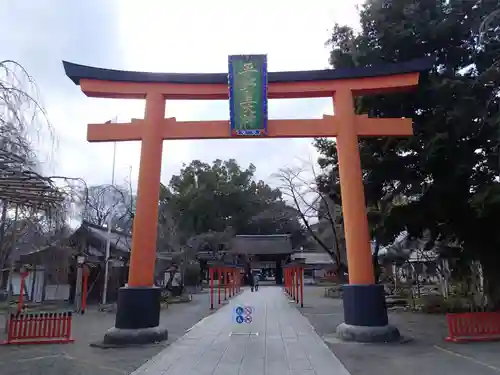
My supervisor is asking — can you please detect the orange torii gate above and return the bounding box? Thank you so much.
[63,56,432,345]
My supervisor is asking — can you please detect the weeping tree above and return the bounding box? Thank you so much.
[0,60,76,295]
[0,60,56,169]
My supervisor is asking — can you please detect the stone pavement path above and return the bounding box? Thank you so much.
[132,287,351,375]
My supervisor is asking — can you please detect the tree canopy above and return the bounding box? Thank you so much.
[315,0,500,303]
[163,159,304,248]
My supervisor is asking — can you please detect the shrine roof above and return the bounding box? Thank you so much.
[229,234,293,255]
[62,57,434,86]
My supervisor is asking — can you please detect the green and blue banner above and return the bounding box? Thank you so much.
[228,55,268,136]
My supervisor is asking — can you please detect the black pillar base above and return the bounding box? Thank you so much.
[336,284,400,343]
[102,287,168,346]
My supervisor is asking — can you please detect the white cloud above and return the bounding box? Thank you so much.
[2,0,362,192]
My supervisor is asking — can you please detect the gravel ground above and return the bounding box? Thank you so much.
[295,285,500,375]
[0,291,221,375]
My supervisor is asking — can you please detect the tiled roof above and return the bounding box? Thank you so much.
[86,224,131,254]
[229,235,293,255]
[63,57,435,86]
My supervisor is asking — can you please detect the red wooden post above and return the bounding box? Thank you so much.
[284,268,287,294]
[43,313,49,338]
[286,269,290,295]
[233,269,236,296]
[27,314,33,338]
[65,312,72,339]
[237,268,241,293]
[286,268,289,295]
[224,268,228,301]
[300,266,304,308]
[229,269,233,298]
[18,271,28,313]
[288,269,291,295]
[286,268,292,297]
[209,266,214,310]
[50,313,56,338]
[283,268,286,293]
[56,313,62,338]
[7,314,15,342]
[217,267,221,305]
[240,268,243,292]
[33,313,39,338]
[21,313,29,338]
[233,268,237,295]
[295,266,300,304]
[236,268,239,293]
[233,269,236,295]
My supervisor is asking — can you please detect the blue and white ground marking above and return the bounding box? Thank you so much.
[234,305,253,324]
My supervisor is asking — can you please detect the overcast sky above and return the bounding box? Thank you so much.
[2,0,362,192]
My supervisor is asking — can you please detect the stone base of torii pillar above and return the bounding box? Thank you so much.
[99,287,168,347]
[336,284,400,343]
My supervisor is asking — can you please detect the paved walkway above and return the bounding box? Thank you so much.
[131,287,350,375]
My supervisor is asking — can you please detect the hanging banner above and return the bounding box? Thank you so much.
[228,55,268,136]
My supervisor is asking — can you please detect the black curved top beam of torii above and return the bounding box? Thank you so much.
[62,56,435,86]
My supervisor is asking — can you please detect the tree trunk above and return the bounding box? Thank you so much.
[480,257,500,311]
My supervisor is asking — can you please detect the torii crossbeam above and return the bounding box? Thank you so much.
[63,56,433,345]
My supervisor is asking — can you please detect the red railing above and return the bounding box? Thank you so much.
[2,311,75,345]
[209,264,242,310]
[283,263,304,308]
[445,312,500,343]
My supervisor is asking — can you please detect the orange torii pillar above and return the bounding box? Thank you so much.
[63,55,432,344]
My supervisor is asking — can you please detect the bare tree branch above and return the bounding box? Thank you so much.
[272,166,342,269]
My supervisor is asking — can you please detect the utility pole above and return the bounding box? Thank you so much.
[102,117,118,305]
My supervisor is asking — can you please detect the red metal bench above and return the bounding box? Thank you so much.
[1,311,74,345]
[445,312,500,343]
